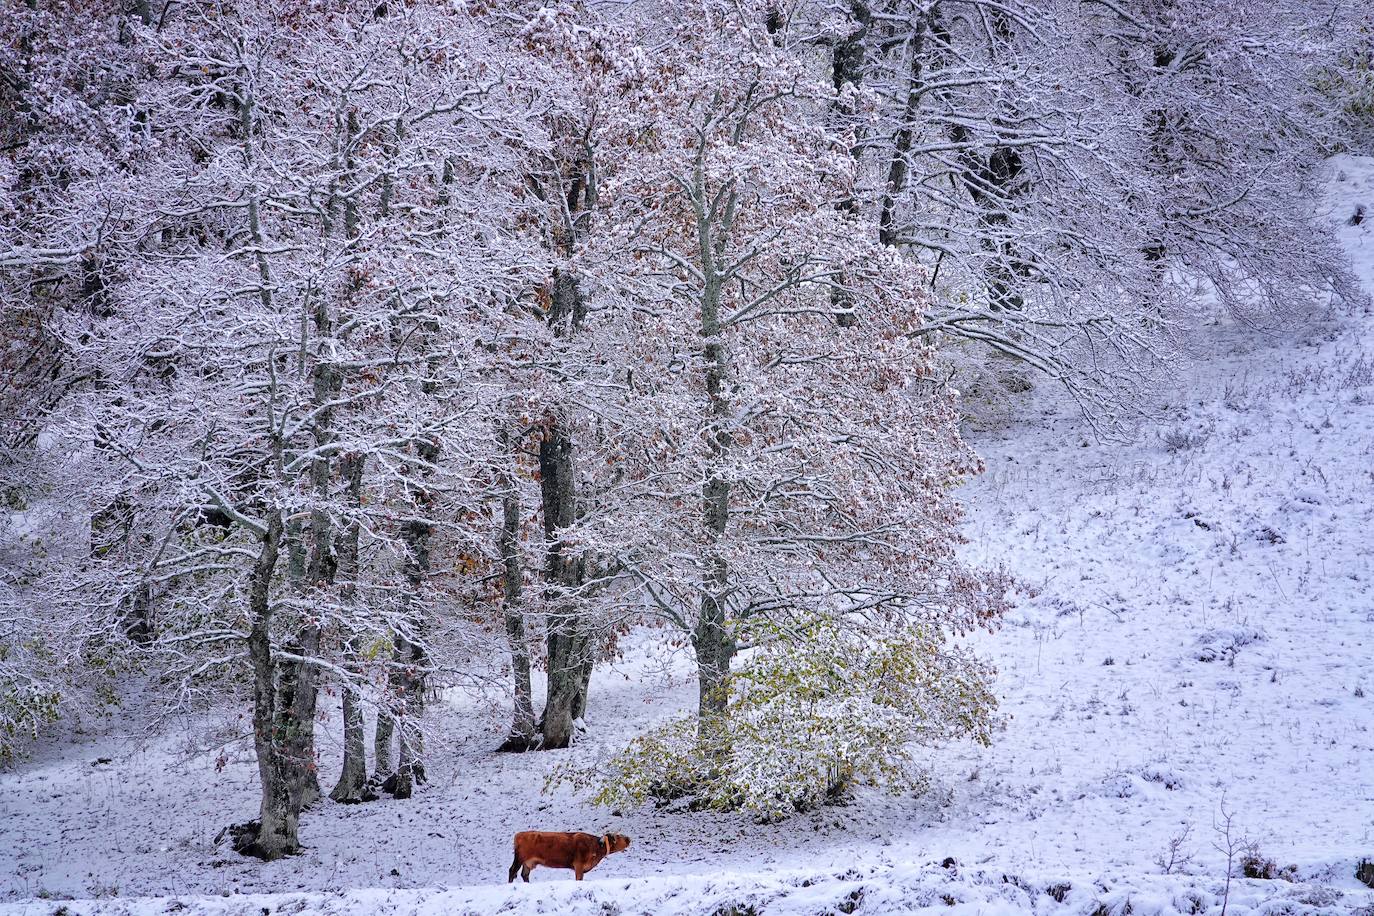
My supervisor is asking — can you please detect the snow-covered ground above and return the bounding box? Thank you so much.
[2,160,1372,915]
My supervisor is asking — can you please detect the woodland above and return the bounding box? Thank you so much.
[1,0,1370,885]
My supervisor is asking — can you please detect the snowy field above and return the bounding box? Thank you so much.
[1,160,1372,915]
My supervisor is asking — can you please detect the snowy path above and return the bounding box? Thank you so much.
[1,160,1372,914]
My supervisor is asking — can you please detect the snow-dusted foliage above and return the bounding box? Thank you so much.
[511,0,1008,814]
[807,0,1367,420]
[0,613,60,764]
[580,613,999,820]
[0,0,151,763]
[1321,17,1374,146]
[3,0,548,853]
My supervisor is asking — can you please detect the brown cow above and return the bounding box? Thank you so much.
[507,830,632,882]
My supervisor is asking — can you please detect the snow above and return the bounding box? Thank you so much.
[2,158,1374,914]
[0,863,1364,916]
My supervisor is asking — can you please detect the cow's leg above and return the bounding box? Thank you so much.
[508,853,521,883]
[575,866,584,881]
[521,864,532,883]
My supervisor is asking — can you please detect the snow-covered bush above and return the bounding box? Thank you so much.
[575,616,999,821]
[0,478,83,763]
[1195,626,1265,664]
[1319,22,1374,146]
[1240,844,1299,882]
[1161,425,1213,454]
[0,634,60,764]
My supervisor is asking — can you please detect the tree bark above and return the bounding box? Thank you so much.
[372,710,394,780]
[391,639,425,800]
[571,655,593,723]
[275,624,321,813]
[239,512,300,860]
[325,112,370,802]
[496,433,537,752]
[390,434,435,798]
[395,730,423,798]
[329,454,369,803]
[279,507,321,808]
[538,268,590,750]
[275,294,341,812]
[695,340,735,728]
[877,7,933,249]
[388,625,428,798]
[828,0,870,327]
[538,422,588,749]
[227,68,315,857]
[389,633,427,797]
[90,488,153,643]
[693,171,737,744]
[330,681,368,803]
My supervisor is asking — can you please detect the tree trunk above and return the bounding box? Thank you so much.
[391,631,426,799]
[829,1,870,326]
[542,610,590,749]
[289,281,344,810]
[571,656,593,723]
[694,194,736,746]
[394,726,422,798]
[877,8,933,249]
[274,544,321,813]
[276,628,321,813]
[538,421,587,749]
[538,268,590,750]
[330,681,368,803]
[373,710,394,780]
[91,492,154,643]
[328,114,370,802]
[390,434,435,797]
[329,454,369,803]
[496,435,537,752]
[695,583,733,725]
[278,516,321,810]
[228,73,311,857]
[238,512,300,861]
[929,13,1027,312]
[695,404,735,730]
[280,497,325,810]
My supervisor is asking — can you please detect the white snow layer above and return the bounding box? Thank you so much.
[0,862,1369,916]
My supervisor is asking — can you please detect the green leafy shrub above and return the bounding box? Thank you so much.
[0,637,62,763]
[564,615,998,821]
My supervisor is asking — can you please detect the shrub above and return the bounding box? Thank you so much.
[0,636,62,763]
[565,615,999,821]
[1161,426,1211,454]
[1317,26,1374,144]
[1240,844,1297,881]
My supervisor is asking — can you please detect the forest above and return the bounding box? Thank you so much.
[2,1,1372,914]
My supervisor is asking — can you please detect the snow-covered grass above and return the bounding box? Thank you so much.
[0,862,1367,916]
[2,159,1373,915]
